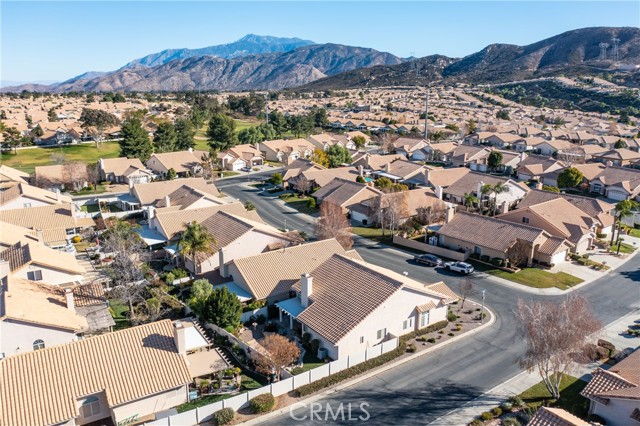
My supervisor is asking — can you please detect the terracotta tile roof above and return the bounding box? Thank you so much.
[133,178,219,206]
[100,157,146,176]
[154,202,261,240]
[231,239,363,300]
[313,178,381,208]
[155,184,226,209]
[438,212,547,252]
[299,167,361,187]
[426,167,471,188]
[146,150,203,173]
[0,221,39,247]
[443,172,519,198]
[0,241,85,275]
[0,203,93,236]
[282,159,326,181]
[527,407,589,426]
[517,189,614,219]
[0,320,192,426]
[0,165,30,184]
[416,301,437,313]
[0,182,71,207]
[581,349,640,402]
[538,236,573,256]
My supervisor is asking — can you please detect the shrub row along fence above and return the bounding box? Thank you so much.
[143,337,399,426]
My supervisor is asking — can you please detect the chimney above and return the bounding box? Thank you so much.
[445,206,456,223]
[435,185,443,200]
[128,179,134,190]
[358,165,364,177]
[70,202,77,217]
[384,163,390,173]
[188,147,193,153]
[36,228,43,243]
[147,206,156,220]
[476,181,485,198]
[500,201,509,215]
[64,288,75,312]
[423,169,430,186]
[218,248,229,278]
[164,195,170,207]
[519,151,526,162]
[605,160,613,167]
[55,188,61,203]
[535,181,543,190]
[173,320,187,356]
[300,273,313,308]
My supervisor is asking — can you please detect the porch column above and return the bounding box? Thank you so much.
[289,315,293,329]
[279,308,283,322]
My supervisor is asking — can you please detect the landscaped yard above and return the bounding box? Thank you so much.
[487,267,583,290]
[80,204,100,213]
[280,194,317,215]
[72,185,107,196]
[292,352,325,375]
[624,226,640,238]
[109,299,131,331]
[176,393,233,413]
[613,241,637,254]
[1,142,121,173]
[351,226,393,244]
[518,374,589,418]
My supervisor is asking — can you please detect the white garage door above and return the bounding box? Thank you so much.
[231,161,244,171]
[606,190,628,201]
[551,250,567,265]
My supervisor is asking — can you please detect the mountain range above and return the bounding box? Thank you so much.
[3,27,640,93]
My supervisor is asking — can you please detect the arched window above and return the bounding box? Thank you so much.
[33,339,45,350]
[81,395,101,418]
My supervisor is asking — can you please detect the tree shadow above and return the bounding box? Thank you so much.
[618,270,640,282]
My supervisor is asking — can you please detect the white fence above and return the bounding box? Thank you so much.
[240,306,269,323]
[142,336,399,426]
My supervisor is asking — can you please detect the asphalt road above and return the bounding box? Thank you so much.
[216,174,640,425]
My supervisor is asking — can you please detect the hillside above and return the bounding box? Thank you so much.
[297,27,640,91]
[123,34,316,68]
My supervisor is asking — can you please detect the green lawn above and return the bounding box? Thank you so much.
[72,185,106,196]
[614,241,637,254]
[519,374,590,419]
[624,227,640,238]
[280,194,318,215]
[80,204,100,213]
[109,299,131,331]
[292,352,325,375]
[488,268,583,290]
[1,142,121,174]
[176,393,232,413]
[240,374,262,392]
[351,226,393,244]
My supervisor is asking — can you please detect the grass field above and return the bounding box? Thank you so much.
[109,299,131,331]
[487,268,583,290]
[351,226,393,244]
[280,194,318,215]
[1,143,121,174]
[519,374,589,418]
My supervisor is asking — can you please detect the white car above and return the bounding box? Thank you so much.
[444,261,474,275]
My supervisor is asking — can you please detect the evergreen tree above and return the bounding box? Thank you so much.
[206,114,238,151]
[120,117,153,161]
[174,119,196,151]
[153,121,177,153]
[202,287,242,330]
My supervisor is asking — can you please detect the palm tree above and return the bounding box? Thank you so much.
[463,192,479,211]
[610,200,639,246]
[179,221,216,275]
[481,183,510,216]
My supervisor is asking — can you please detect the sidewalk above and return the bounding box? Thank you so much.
[427,309,640,425]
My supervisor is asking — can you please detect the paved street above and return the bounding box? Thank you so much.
[216,175,640,426]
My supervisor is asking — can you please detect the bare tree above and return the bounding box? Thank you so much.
[458,279,476,309]
[62,162,88,191]
[296,175,311,195]
[378,133,397,154]
[86,163,100,190]
[556,148,585,166]
[383,192,409,233]
[315,201,353,249]
[200,152,216,182]
[252,334,300,380]
[514,295,601,399]
[506,240,531,267]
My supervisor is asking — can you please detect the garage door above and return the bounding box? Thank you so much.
[606,190,628,201]
[232,161,244,171]
[551,250,567,265]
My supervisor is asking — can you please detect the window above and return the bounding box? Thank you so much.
[420,311,430,327]
[80,396,101,418]
[360,336,364,344]
[376,328,386,340]
[27,270,43,281]
[23,203,31,208]
[522,217,530,224]
[33,339,45,350]
[66,228,76,236]
[402,318,414,330]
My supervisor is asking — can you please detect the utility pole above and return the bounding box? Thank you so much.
[424,90,429,141]
[480,289,486,324]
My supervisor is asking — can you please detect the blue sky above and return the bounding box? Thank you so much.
[1,1,639,82]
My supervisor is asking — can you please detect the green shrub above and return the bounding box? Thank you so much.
[448,332,455,336]
[307,198,316,209]
[480,255,490,262]
[402,320,448,340]
[502,418,521,426]
[310,339,320,356]
[427,338,436,343]
[407,343,416,353]
[490,407,502,417]
[480,411,493,421]
[249,393,275,414]
[213,407,235,425]
[501,401,513,411]
[469,420,483,426]
[596,232,607,239]
[72,235,82,243]
[491,257,504,267]
[447,311,458,322]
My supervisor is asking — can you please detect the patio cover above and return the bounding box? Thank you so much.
[213,282,252,303]
[135,225,167,246]
[276,298,306,319]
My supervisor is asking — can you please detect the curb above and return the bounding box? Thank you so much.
[240,307,497,426]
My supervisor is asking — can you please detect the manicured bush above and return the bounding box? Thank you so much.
[72,235,82,243]
[406,343,416,353]
[491,257,504,267]
[249,393,275,414]
[307,198,316,209]
[310,339,320,356]
[448,332,455,337]
[502,418,521,426]
[501,401,513,411]
[447,311,458,322]
[469,420,483,426]
[480,411,493,421]
[491,407,502,417]
[427,338,436,343]
[401,320,448,341]
[596,233,607,239]
[213,407,235,425]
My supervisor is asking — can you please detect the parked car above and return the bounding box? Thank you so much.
[414,254,443,266]
[443,261,474,274]
[241,166,252,172]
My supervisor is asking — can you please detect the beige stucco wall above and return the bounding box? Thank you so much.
[0,196,53,211]
[76,392,109,425]
[592,398,640,426]
[439,234,507,260]
[0,319,77,356]
[12,264,83,286]
[110,386,189,426]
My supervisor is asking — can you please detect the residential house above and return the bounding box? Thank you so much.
[0,241,85,285]
[35,164,88,191]
[131,178,221,209]
[371,159,427,188]
[484,133,525,149]
[275,254,459,360]
[592,148,640,167]
[0,203,95,251]
[581,347,640,426]
[516,155,565,183]
[588,166,640,201]
[350,188,448,227]
[145,149,208,178]
[287,166,361,192]
[393,137,429,159]
[449,145,491,168]
[0,320,194,426]
[351,153,406,171]
[217,144,264,171]
[0,165,30,184]
[420,141,459,163]
[437,212,571,266]
[441,172,529,209]
[515,189,615,236]
[259,138,315,164]
[183,211,301,275]
[0,182,72,210]
[282,159,326,184]
[306,133,355,151]
[511,136,547,153]
[225,239,362,304]
[0,267,113,357]
[535,139,575,156]
[313,178,381,212]
[98,157,153,184]
[498,198,600,253]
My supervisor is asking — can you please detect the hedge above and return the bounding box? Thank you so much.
[249,393,275,414]
[295,320,448,397]
[213,407,235,425]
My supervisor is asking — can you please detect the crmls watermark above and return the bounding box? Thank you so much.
[289,402,370,421]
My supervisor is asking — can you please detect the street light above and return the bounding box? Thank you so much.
[480,289,486,324]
